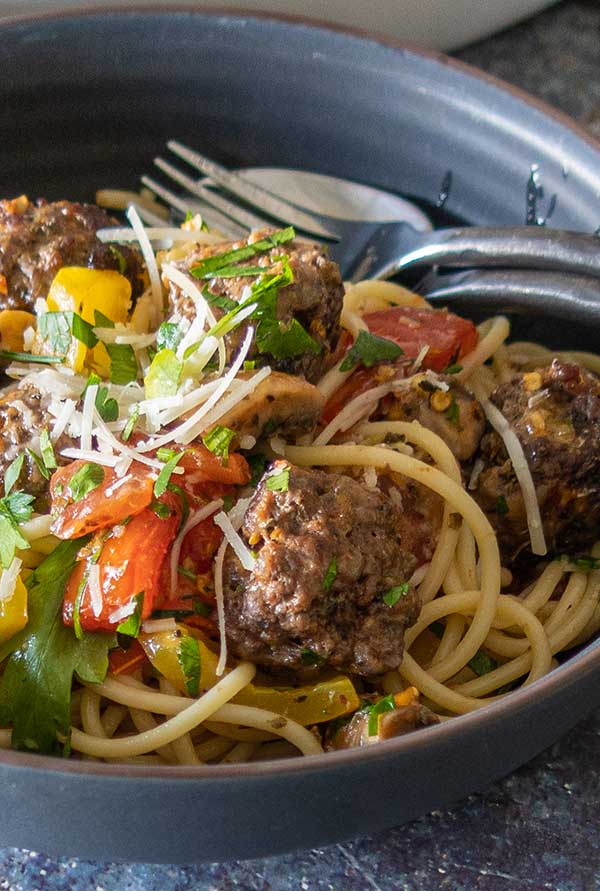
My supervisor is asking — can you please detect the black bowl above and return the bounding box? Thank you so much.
[1,6,600,864]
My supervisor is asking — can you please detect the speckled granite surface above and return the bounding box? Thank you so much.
[2,2,600,888]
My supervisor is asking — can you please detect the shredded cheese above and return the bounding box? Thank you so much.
[471,381,547,556]
[126,206,163,318]
[169,499,224,594]
[0,558,22,603]
[213,511,255,571]
[214,539,229,677]
[87,564,103,618]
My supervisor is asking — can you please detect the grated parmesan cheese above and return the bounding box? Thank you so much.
[213,511,255,571]
[87,563,103,618]
[0,558,22,603]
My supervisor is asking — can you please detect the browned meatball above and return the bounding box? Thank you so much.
[0,380,75,504]
[0,196,146,311]
[223,461,419,677]
[166,229,344,383]
[474,360,600,558]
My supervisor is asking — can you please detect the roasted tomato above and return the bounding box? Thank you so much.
[363,306,478,372]
[50,460,154,539]
[178,445,251,492]
[62,492,181,633]
[323,307,478,422]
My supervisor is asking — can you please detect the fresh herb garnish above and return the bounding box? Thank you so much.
[243,360,257,371]
[202,289,238,313]
[566,555,600,571]
[116,592,145,638]
[156,322,184,353]
[82,374,119,423]
[0,350,63,365]
[366,694,396,736]
[154,451,185,498]
[4,454,25,496]
[202,425,236,464]
[0,490,35,568]
[445,395,461,427]
[108,245,128,275]
[39,311,98,353]
[122,404,139,442]
[494,495,509,516]
[0,538,114,755]
[68,463,105,502]
[383,582,410,607]
[94,311,138,384]
[266,467,290,493]
[190,227,295,279]
[247,453,267,488]
[150,500,171,519]
[144,348,182,399]
[339,330,403,372]
[199,264,274,279]
[300,647,325,667]
[443,363,463,375]
[26,448,50,481]
[323,557,337,591]
[178,636,202,696]
[39,427,57,471]
[177,565,197,581]
[468,650,498,677]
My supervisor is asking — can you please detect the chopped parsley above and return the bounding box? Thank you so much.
[178,636,202,696]
[109,245,128,275]
[366,694,396,736]
[26,447,50,481]
[266,467,290,493]
[150,500,171,519]
[445,395,461,427]
[300,647,325,667]
[177,565,197,581]
[0,490,35,568]
[322,557,337,591]
[383,582,410,607]
[39,428,57,471]
[190,227,295,279]
[443,363,463,375]
[202,289,238,313]
[68,462,105,502]
[494,495,509,516]
[94,311,138,384]
[339,330,403,372]
[202,425,236,464]
[468,650,498,677]
[82,374,119,423]
[122,404,139,442]
[4,454,25,496]
[38,311,98,354]
[566,555,600,572]
[116,592,145,638]
[154,450,185,498]
[200,264,275,279]
[156,322,184,353]
[243,360,257,371]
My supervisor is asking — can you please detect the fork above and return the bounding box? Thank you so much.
[142,141,600,319]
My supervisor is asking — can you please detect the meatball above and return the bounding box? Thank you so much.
[474,360,600,557]
[223,462,419,676]
[0,196,146,311]
[166,229,344,383]
[0,380,75,504]
[383,375,485,462]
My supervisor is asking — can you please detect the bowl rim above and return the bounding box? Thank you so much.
[1,2,599,783]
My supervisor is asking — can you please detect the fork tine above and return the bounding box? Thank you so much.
[167,140,340,241]
[141,174,248,239]
[130,201,172,228]
[154,157,273,234]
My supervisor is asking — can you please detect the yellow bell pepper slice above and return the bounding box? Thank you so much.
[138,625,219,694]
[35,267,131,374]
[0,310,36,352]
[0,574,28,644]
[232,676,360,726]
[139,623,359,725]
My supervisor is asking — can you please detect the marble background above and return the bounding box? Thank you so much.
[1,1,600,888]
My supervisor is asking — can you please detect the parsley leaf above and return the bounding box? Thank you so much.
[247,453,267,488]
[266,467,289,492]
[202,425,236,464]
[39,428,57,471]
[156,322,184,352]
[443,363,463,375]
[383,582,410,607]
[202,289,238,313]
[122,404,140,442]
[38,311,98,353]
[468,650,498,677]
[94,311,138,384]
[0,489,34,569]
[116,592,145,638]
[26,448,49,481]
[108,245,128,275]
[4,454,25,496]
[83,375,119,423]
[68,463,105,502]
[154,451,185,498]
[0,538,114,755]
[254,316,321,359]
[178,636,201,696]
[445,395,461,428]
[340,330,403,372]
[566,555,600,571]
[190,227,295,279]
[323,557,337,591]
[300,647,325,667]
[144,348,182,399]
[494,495,509,516]
[366,694,397,736]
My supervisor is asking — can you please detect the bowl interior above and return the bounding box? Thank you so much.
[0,7,599,862]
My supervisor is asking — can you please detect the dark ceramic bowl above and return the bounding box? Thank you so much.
[1,6,600,864]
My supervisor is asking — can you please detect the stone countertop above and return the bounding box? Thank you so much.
[2,2,600,888]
